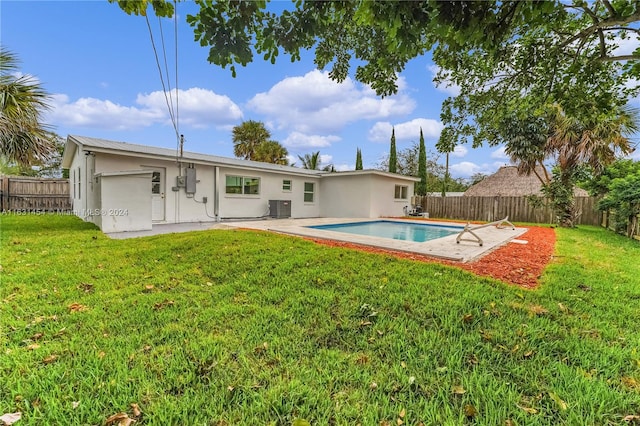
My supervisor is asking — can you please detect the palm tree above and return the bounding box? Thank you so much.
[0,48,54,166]
[232,120,271,160]
[297,151,321,170]
[253,140,289,165]
[548,104,638,175]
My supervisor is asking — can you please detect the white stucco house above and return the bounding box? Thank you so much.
[61,135,419,233]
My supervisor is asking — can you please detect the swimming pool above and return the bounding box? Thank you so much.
[308,220,464,243]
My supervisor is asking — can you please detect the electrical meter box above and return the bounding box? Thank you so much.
[186,167,197,194]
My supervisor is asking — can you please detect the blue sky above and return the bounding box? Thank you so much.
[1,1,552,178]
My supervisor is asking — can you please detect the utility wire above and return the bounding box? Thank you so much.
[144,13,179,142]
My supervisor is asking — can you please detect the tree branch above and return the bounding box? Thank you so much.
[599,54,640,61]
[561,12,640,48]
[601,0,618,17]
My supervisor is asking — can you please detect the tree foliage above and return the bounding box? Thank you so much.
[416,128,427,195]
[377,141,468,193]
[1,48,54,166]
[388,128,397,174]
[590,159,640,237]
[114,1,640,152]
[297,151,321,170]
[355,147,363,170]
[253,140,288,165]
[231,120,271,161]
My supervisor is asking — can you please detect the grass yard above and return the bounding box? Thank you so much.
[1,214,639,425]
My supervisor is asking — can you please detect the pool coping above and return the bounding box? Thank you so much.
[223,217,529,262]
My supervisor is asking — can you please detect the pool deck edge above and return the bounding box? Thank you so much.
[223,217,529,263]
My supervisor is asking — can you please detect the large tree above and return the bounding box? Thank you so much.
[114,1,640,145]
[231,120,271,161]
[0,48,54,166]
[416,128,427,196]
[388,128,397,174]
[253,140,289,165]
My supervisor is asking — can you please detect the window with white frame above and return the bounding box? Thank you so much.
[304,182,315,203]
[394,184,408,200]
[282,179,292,192]
[225,175,260,195]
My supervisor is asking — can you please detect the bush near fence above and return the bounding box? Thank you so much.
[416,195,601,226]
[0,176,72,212]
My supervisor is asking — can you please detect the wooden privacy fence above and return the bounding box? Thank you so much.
[0,176,72,212]
[416,196,601,226]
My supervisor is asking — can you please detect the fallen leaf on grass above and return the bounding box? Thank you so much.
[130,403,141,418]
[0,412,21,425]
[399,408,405,418]
[528,305,549,316]
[623,415,640,422]
[464,404,478,417]
[42,354,58,364]
[72,401,80,409]
[26,343,40,350]
[516,404,538,414]
[452,385,466,395]
[152,300,174,310]
[31,332,43,341]
[105,412,135,426]
[369,382,378,390]
[68,303,88,313]
[462,313,474,323]
[558,303,569,313]
[548,392,567,411]
[78,283,94,293]
[622,377,639,389]
[143,285,154,293]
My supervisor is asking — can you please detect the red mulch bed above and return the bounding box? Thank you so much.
[305,226,556,289]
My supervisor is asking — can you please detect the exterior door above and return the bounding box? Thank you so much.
[150,168,165,221]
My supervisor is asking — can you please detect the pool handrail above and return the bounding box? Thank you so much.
[455,216,515,247]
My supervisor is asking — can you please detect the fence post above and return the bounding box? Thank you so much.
[0,176,8,211]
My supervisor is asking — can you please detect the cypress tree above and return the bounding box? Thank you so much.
[416,127,427,195]
[355,147,363,170]
[389,128,397,173]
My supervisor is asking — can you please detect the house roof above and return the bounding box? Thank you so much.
[463,166,589,197]
[62,135,323,177]
[319,169,420,181]
[62,135,418,181]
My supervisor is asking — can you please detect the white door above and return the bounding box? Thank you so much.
[150,168,165,221]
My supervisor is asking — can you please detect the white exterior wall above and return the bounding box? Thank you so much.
[218,167,321,219]
[319,175,372,217]
[320,174,415,218]
[95,153,217,224]
[97,172,152,232]
[368,174,414,217]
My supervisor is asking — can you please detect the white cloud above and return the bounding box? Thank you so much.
[452,145,468,158]
[248,70,415,134]
[320,154,333,165]
[335,163,353,171]
[137,88,243,128]
[368,118,444,142]
[491,145,509,160]
[428,65,461,96]
[450,161,497,178]
[47,88,242,131]
[282,132,341,149]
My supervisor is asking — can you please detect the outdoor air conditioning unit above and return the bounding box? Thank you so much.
[269,200,291,219]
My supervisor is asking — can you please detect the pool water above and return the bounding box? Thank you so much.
[309,220,463,243]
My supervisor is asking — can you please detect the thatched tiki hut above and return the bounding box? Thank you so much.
[464,166,587,197]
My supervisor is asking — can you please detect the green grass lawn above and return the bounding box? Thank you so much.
[1,214,639,425]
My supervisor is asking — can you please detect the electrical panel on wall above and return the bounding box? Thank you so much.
[186,167,197,194]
